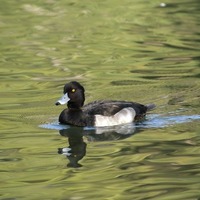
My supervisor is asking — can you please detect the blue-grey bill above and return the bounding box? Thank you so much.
[55,93,70,105]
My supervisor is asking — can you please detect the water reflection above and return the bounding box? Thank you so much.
[58,128,86,168]
[40,114,200,167]
[57,125,136,168]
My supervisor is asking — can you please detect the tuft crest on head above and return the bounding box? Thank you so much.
[64,81,85,94]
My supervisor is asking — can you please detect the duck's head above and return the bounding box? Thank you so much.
[55,81,85,109]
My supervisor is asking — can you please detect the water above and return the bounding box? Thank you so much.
[1,0,200,199]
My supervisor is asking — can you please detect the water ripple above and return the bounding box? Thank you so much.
[40,114,200,131]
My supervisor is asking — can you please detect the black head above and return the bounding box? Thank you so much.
[55,81,85,109]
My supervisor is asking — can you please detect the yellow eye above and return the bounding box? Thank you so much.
[72,88,76,93]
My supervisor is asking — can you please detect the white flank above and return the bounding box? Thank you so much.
[95,107,136,127]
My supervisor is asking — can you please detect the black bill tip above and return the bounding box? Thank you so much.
[55,102,61,106]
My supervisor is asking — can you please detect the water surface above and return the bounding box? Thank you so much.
[1,0,200,199]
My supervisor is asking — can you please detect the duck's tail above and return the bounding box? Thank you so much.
[146,103,156,111]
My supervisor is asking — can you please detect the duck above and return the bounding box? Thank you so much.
[55,81,155,127]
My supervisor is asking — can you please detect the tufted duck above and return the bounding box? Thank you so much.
[55,81,155,127]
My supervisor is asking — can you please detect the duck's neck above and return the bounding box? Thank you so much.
[67,102,82,110]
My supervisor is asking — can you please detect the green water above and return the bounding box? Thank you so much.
[1,0,200,199]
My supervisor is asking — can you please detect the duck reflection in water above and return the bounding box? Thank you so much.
[58,128,86,168]
[57,124,136,168]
